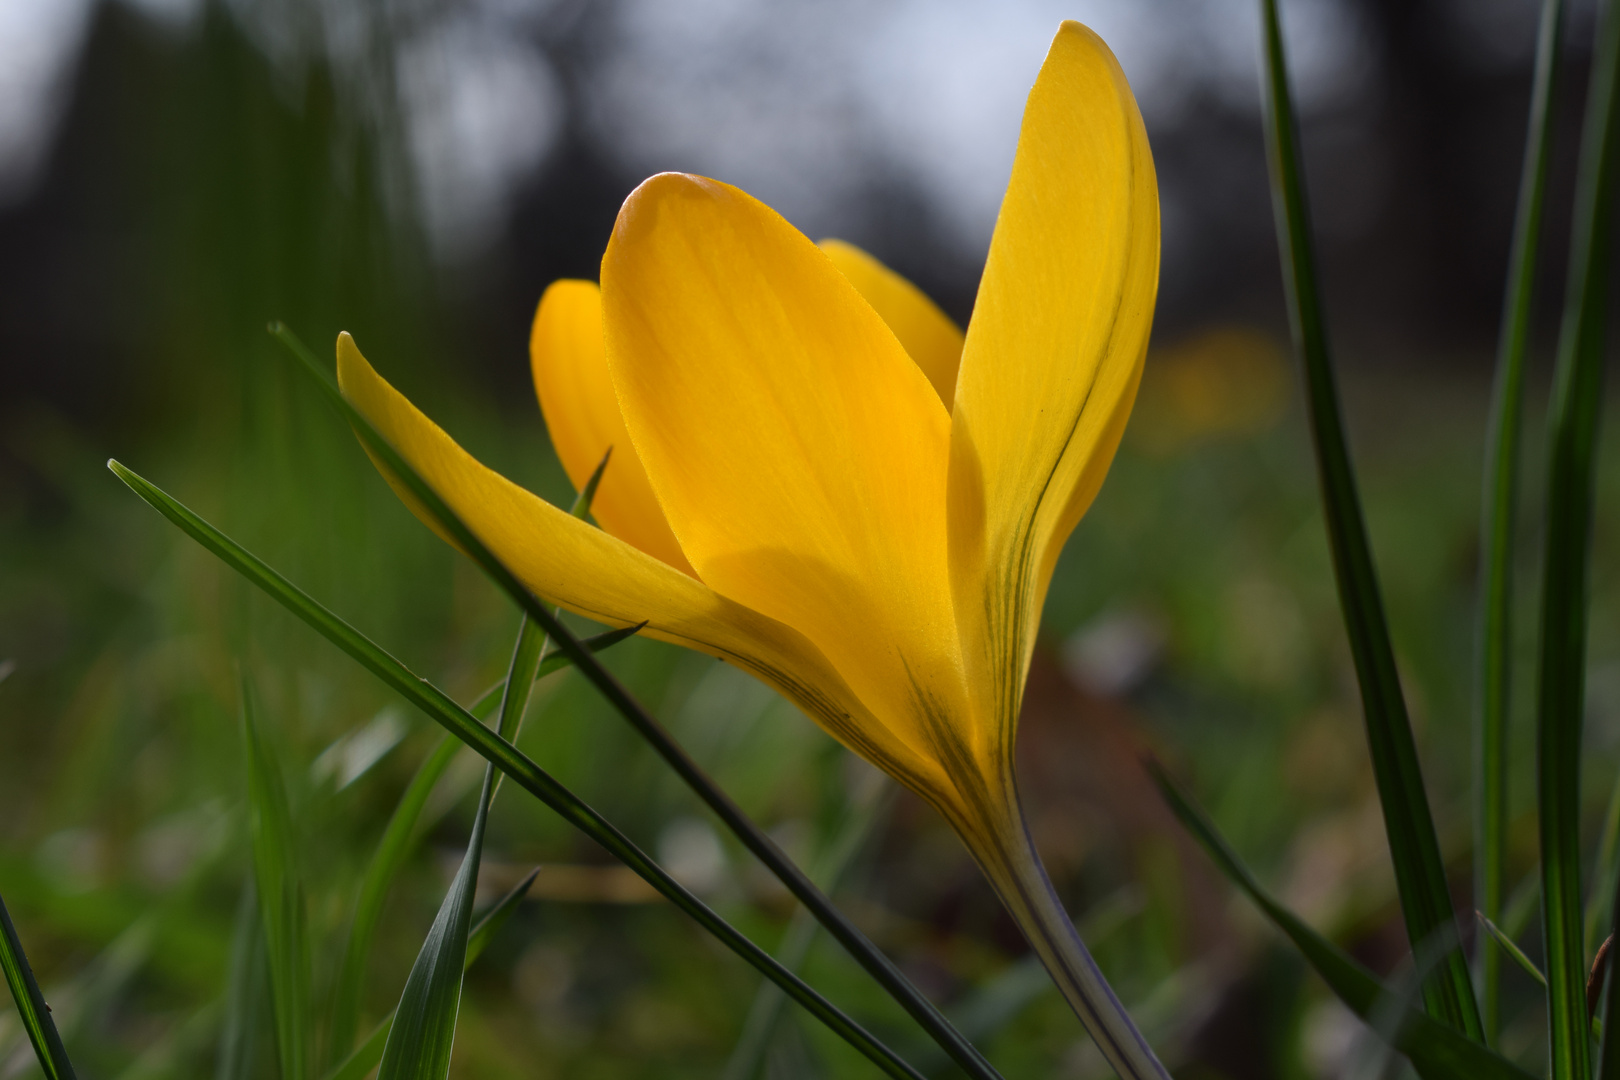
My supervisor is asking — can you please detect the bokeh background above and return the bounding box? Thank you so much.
[4,0,1620,1077]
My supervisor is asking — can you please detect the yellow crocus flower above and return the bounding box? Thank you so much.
[339,20,1160,1075]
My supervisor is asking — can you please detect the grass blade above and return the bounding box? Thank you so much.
[461,625,644,721]
[1601,874,1620,1080]
[0,888,76,1080]
[326,870,537,1080]
[485,454,602,803]
[264,322,1002,1080]
[1588,776,1620,960]
[1476,0,1566,1045]
[377,614,546,1080]
[329,736,460,1062]
[242,676,311,1080]
[215,886,266,1080]
[1258,0,1482,1040]
[109,459,930,1080]
[1148,759,1534,1080]
[1476,913,1548,988]
[1537,0,1620,1076]
[375,769,493,1080]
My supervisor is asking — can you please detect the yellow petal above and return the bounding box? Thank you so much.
[336,332,951,797]
[818,239,964,407]
[530,279,695,576]
[948,22,1159,744]
[600,174,971,768]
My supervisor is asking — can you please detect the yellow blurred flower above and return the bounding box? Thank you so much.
[1131,326,1289,456]
[339,21,1161,1074]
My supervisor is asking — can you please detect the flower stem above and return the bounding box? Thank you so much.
[962,795,1170,1080]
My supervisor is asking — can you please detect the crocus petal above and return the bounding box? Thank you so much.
[336,333,950,790]
[601,174,971,769]
[530,279,695,575]
[947,22,1159,747]
[819,239,964,407]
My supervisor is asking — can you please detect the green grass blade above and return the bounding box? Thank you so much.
[242,676,311,1080]
[216,886,266,1080]
[325,870,537,1080]
[109,460,930,1080]
[486,615,546,803]
[495,615,547,751]
[1476,913,1548,988]
[378,610,545,1080]
[1601,879,1620,1080]
[1477,0,1566,1045]
[1148,760,1533,1080]
[463,625,645,722]
[376,768,493,1080]
[1537,0,1620,1076]
[264,323,1004,1080]
[329,736,460,1062]
[1587,776,1620,959]
[1258,0,1482,1040]
[465,869,538,964]
[0,888,77,1080]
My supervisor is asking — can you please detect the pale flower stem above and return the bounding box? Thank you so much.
[965,813,1171,1080]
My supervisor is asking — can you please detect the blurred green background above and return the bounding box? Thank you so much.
[2,0,1617,1077]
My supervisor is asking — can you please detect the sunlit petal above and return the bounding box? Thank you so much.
[337,332,946,792]
[601,174,970,767]
[819,239,964,407]
[947,22,1160,750]
[530,279,694,575]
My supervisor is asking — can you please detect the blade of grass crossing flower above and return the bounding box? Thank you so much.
[326,870,538,1080]
[487,450,606,804]
[0,889,76,1080]
[1476,914,1548,988]
[263,322,1003,1080]
[376,768,493,1080]
[1147,761,1535,1080]
[1538,0,1620,1075]
[1476,0,1565,1046]
[242,676,311,1080]
[1258,0,1482,1041]
[108,460,931,1080]
[329,736,460,1062]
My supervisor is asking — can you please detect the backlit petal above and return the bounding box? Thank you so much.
[336,333,949,790]
[530,279,694,575]
[601,175,970,769]
[819,239,964,407]
[947,22,1159,749]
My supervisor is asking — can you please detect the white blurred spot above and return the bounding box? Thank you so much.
[135,799,229,888]
[37,826,105,893]
[657,815,727,895]
[1303,995,1363,1078]
[1064,608,1165,697]
[398,19,563,258]
[0,0,96,204]
[311,707,406,790]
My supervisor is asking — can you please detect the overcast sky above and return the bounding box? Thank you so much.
[0,0,1546,260]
